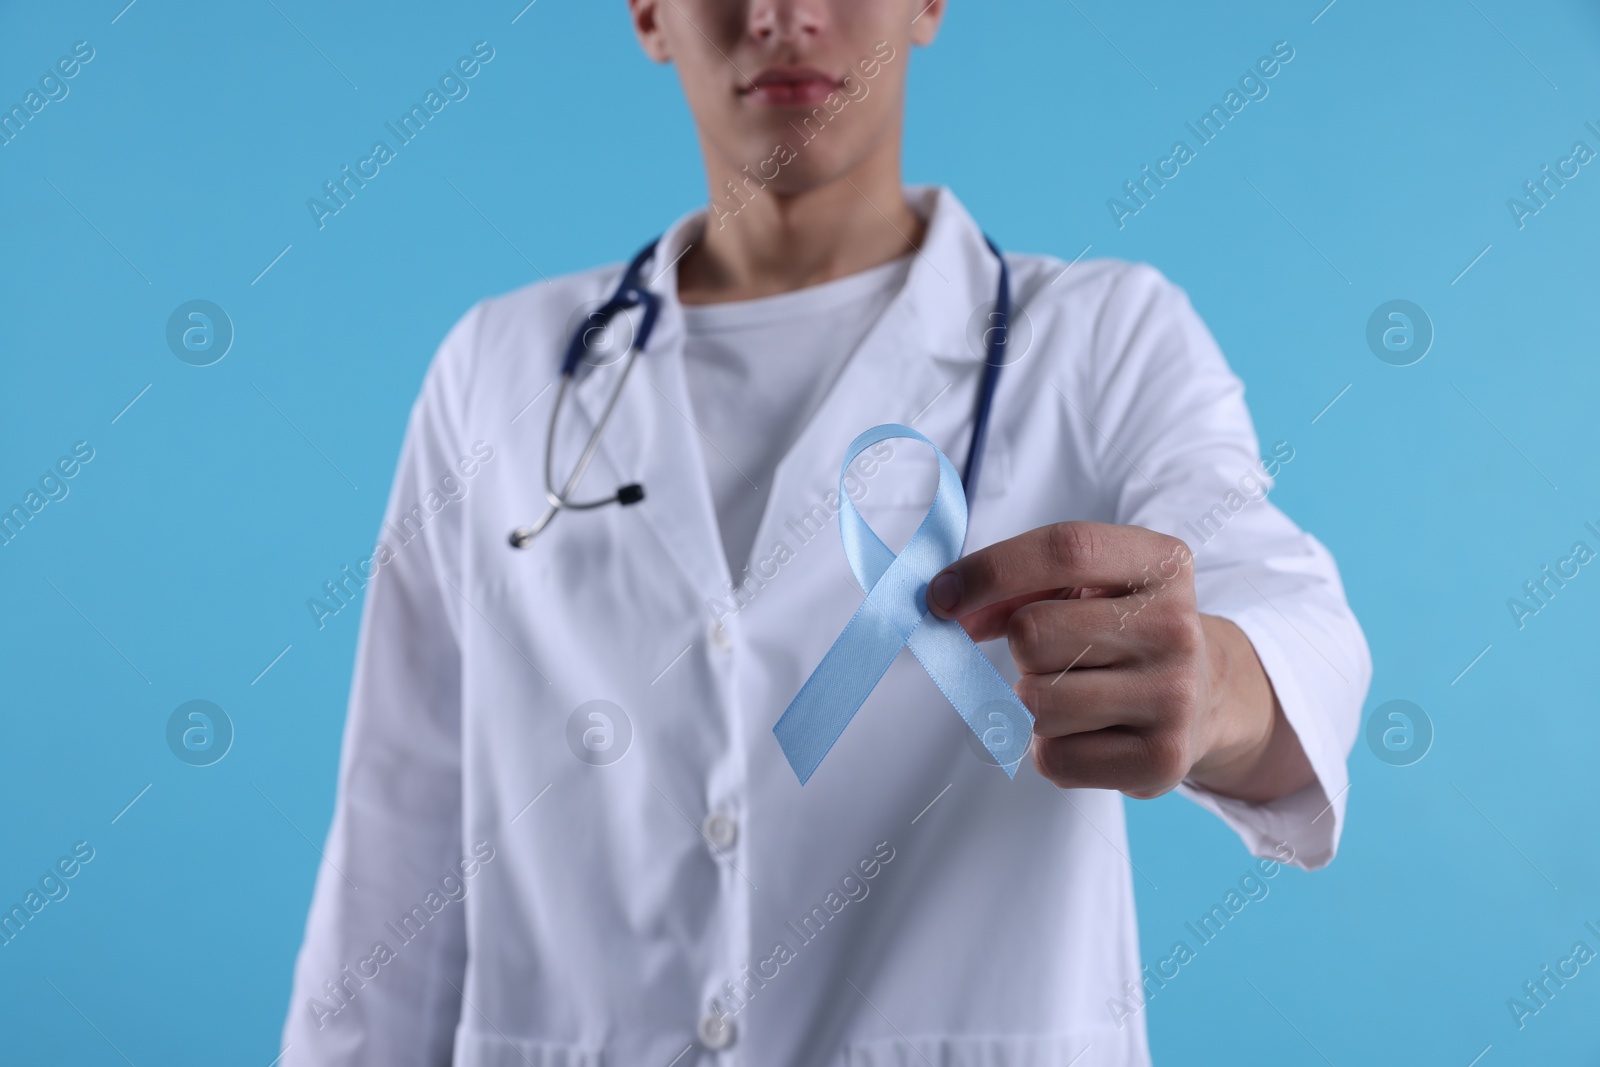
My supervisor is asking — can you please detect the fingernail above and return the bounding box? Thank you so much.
[929,571,962,613]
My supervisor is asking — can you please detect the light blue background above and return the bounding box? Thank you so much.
[2,0,1597,1062]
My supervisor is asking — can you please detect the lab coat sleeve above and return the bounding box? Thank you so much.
[280,308,480,1064]
[1088,264,1370,870]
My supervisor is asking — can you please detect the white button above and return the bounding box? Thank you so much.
[709,619,732,652]
[701,812,738,850]
[697,1010,736,1050]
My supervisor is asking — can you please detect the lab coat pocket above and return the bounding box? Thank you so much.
[842,1030,1142,1067]
[451,1031,601,1067]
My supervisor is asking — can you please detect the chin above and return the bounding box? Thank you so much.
[714,131,873,195]
[767,158,857,193]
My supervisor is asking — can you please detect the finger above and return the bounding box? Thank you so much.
[1006,595,1205,674]
[1016,666,1166,738]
[928,522,1192,621]
[954,586,1073,644]
[1031,727,1189,798]
[1006,597,1146,674]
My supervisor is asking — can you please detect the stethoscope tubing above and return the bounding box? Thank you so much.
[511,233,1009,549]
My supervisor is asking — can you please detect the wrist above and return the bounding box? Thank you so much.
[1187,615,1312,804]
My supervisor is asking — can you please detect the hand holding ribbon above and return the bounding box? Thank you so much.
[772,424,1035,784]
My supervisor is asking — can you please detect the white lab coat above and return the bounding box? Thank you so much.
[282,187,1369,1067]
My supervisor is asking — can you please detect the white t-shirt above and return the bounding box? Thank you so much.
[680,255,912,578]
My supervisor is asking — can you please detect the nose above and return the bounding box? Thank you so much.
[747,0,826,46]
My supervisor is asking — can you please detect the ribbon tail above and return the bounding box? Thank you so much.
[773,599,908,784]
[906,615,1036,778]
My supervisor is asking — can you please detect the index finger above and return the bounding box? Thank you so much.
[925,521,1191,621]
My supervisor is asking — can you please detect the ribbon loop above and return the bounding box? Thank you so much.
[772,424,1035,784]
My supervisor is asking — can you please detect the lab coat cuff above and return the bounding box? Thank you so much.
[1178,603,1351,871]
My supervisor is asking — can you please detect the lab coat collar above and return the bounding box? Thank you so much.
[568,186,1001,602]
[896,184,1005,365]
[636,184,996,371]
[631,184,996,390]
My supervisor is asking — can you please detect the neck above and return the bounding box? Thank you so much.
[677,136,925,305]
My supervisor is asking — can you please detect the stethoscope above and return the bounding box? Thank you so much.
[509,235,1011,549]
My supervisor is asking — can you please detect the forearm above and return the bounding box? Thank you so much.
[1186,614,1316,805]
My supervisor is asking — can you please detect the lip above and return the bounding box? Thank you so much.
[740,66,842,108]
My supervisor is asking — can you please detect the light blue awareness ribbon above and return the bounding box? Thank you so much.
[772,424,1035,785]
